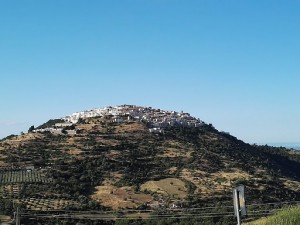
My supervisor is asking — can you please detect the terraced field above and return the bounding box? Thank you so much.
[0,184,21,197]
[16,197,79,210]
[0,170,52,184]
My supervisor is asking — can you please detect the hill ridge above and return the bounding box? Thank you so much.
[34,104,204,135]
[1,105,300,224]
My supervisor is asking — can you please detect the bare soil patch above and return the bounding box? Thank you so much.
[115,123,146,133]
[91,185,152,209]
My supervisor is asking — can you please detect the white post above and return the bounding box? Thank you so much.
[16,207,20,225]
[234,189,241,225]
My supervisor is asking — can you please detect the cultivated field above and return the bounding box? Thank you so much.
[0,184,21,197]
[16,197,79,210]
[0,170,51,184]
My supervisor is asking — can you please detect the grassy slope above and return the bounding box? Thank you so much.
[246,205,300,225]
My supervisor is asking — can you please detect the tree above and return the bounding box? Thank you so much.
[28,125,35,133]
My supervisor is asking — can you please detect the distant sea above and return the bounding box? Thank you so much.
[266,143,300,150]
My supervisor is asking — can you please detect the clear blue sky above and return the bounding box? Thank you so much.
[1,0,300,144]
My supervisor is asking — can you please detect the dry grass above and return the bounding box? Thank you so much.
[16,133,43,141]
[212,169,251,182]
[141,178,187,199]
[180,168,251,195]
[288,150,300,156]
[168,167,178,174]
[0,154,7,159]
[159,140,194,158]
[91,185,152,209]
[101,172,123,186]
[0,215,12,223]
[245,217,268,225]
[281,178,300,192]
[0,133,45,149]
[67,149,82,155]
[76,123,100,132]
[105,150,121,160]
[180,168,213,194]
[95,138,120,147]
[0,161,9,167]
[0,184,21,196]
[115,123,146,133]
[159,147,193,158]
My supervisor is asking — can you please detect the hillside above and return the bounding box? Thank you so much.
[245,205,300,225]
[1,105,300,224]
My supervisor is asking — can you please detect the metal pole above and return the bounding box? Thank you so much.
[16,207,20,225]
[234,189,241,225]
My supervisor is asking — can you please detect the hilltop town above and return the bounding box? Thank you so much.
[2,105,300,225]
[33,105,204,134]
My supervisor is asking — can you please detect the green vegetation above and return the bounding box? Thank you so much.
[36,118,65,129]
[247,205,300,225]
[28,125,35,133]
[1,117,300,224]
[20,217,236,225]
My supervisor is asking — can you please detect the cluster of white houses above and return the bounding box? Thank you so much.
[64,105,204,127]
[33,122,77,135]
[34,105,204,134]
